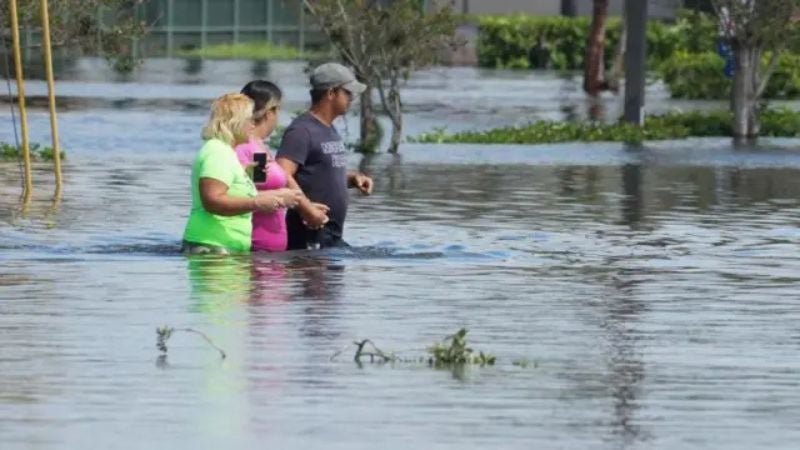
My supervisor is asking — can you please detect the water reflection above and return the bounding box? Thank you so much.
[186,252,345,338]
[286,256,346,341]
[586,96,607,122]
[605,269,647,445]
[621,164,644,228]
[250,60,269,78]
[184,58,204,76]
[187,254,254,314]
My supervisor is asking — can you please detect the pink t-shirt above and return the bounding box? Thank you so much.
[235,138,289,252]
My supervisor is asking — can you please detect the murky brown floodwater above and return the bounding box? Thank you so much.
[2,61,800,449]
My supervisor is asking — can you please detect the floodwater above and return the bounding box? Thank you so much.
[2,57,750,139]
[2,60,800,449]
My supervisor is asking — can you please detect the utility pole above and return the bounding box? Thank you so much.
[623,0,648,125]
[561,0,577,17]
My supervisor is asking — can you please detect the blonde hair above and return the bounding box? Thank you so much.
[252,97,281,124]
[201,93,254,146]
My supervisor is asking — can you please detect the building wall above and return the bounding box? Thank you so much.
[575,0,683,19]
[133,0,318,56]
[443,0,683,19]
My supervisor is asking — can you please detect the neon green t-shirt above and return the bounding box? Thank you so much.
[183,138,256,252]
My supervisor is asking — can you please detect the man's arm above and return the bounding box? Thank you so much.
[347,171,374,195]
[276,158,329,228]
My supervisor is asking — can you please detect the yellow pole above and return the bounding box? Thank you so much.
[40,0,63,200]
[9,0,33,203]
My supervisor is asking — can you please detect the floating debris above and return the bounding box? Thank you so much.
[156,326,226,360]
[512,359,537,369]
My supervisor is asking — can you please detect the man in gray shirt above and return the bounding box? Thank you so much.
[276,63,374,250]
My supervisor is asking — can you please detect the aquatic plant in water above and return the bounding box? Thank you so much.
[335,328,503,368]
[427,328,496,366]
[409,108,800,145]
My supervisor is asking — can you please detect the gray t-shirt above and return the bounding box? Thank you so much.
[277,113,349,248]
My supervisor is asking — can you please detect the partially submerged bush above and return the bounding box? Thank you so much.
[427,328,496,366]
[1,143,65,162]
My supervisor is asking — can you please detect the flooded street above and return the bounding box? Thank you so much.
[2,60,800,449]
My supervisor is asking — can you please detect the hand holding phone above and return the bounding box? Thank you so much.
[253,153,267,183]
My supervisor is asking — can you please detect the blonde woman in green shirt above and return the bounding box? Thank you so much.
[182,93,302,254]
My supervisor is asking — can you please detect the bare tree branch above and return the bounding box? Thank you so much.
[756,51,777,98]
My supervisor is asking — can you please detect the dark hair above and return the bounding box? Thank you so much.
[310,88,329,105]
[241,80,282,114]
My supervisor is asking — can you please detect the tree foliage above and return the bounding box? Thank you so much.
[712,0,799,49]
[710,0,800,137]
[0,0,147,71]
[303,0,461,153]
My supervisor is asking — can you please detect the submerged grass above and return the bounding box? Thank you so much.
[333,328,511,369]
[177,42,324,60]
[409,109,800,145]
[1,142,65,162]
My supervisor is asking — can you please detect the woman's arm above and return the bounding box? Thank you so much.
[199,178,301,216]
[199,178,258,216]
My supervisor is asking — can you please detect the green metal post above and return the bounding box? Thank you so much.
[166,0,174,56]
[201,0,208,50]
[299,1,305,52]
[233,0,240,44]
[267,0,274,43]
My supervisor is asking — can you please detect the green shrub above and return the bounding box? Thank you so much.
[477,10,800,70]
[476,10,717,71]
[477,15,621,70]
[658,51,800,99]
[409,109,800,145]
[669,9,719,54]
[763,54,800,99]
[761,108,800,137]
[657,51,730,99]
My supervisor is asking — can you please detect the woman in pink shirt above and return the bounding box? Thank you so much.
[234,81,295,252]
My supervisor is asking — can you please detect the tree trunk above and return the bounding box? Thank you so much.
[388,114,402,153]
[584,0,610,95]
[376,72,404,153]
[731,43,760,138]
[358,84,380,153]
[387,86,403,154]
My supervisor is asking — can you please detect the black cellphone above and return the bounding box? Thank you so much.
[253,153,267,183]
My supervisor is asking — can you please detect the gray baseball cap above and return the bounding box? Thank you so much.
[310,62,367,95]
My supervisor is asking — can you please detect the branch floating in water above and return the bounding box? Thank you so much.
[156,326,226,360]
